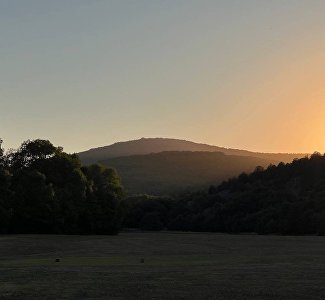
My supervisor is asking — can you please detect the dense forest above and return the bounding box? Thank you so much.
[0,139,124,234]
[123,154,325,235]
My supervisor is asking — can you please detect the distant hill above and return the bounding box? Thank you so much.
[78,138,306,165]
[99,151,278,195]
[78,138,307,195]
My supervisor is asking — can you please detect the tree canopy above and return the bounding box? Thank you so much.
[0,138,124,234]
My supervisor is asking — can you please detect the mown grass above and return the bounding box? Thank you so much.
[0,232,325,299]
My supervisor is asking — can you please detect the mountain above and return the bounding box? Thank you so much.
[78,138,307,195]
[78,137,306,165]
[99,151,278,195]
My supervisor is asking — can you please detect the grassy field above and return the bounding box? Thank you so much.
[0,232,325,299]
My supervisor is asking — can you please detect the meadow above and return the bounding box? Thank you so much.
[0,232,325,299]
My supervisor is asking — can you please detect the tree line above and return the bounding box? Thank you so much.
[123,153,325,235]
[0,139,124,234]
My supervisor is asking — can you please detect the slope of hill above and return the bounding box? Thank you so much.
[100,151,276,195]
[78,138,306,165]
[163,153,325,235]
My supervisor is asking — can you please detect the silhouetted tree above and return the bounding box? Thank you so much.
[0,138,125,234]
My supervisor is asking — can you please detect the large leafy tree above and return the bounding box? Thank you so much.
[8,139,58,171]
[0,138,125,234]
[82,164,124,234]
[10,170,56,233]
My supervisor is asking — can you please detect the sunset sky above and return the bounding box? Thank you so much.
[1,0,325,153]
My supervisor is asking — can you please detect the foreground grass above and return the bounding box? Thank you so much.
[0,232,325,299]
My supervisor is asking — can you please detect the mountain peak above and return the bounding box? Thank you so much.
[78,137,306,165]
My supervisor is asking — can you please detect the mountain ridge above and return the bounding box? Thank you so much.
[78,137,307,165]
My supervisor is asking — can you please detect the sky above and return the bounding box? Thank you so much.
[1,0,325,153]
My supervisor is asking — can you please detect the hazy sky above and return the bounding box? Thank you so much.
[1,0,325,153]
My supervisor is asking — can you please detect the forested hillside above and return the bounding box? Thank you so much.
[100,151,275,195]
[124,153,325,235]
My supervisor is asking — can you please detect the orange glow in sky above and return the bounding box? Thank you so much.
[1,1,325,153]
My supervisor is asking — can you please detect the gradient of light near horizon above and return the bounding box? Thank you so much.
[1,0,325,154]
